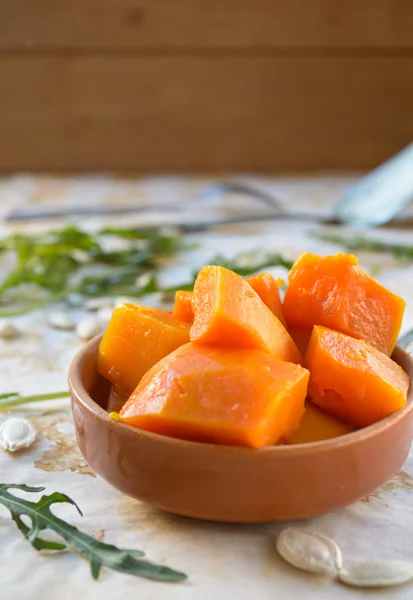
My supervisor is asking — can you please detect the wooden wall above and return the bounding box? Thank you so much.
[0,1,412,171]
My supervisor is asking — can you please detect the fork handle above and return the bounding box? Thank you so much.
[179,212,340,232]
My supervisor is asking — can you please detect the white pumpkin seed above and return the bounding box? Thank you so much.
[276,528,342,576]
[339,559,413,588]
[65,293,84,307]
[85,297,114,311]
[114,296,137,308]
[72,249,90,264]
[48,311,76,331]
[0,418,36,452]
[136,272,152,288]
[0,320,20,340]
[97,306,114,324]
[76,316,104,340]
[158,226,180,238]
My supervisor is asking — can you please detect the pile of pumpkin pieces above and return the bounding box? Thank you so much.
[98,252,409,449]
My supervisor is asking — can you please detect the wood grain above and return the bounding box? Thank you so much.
[0,0,412,50]
[0,56,412,171]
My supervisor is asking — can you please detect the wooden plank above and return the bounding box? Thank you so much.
[0,56,412,171]
[0,0,413,50]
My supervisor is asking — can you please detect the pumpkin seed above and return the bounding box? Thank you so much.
[76,316,104,340]
[276,527,342,576]
[0,320,20,340]
[0,417,37,452]
[85,297,114,311]
[339,559,413,588]
[48,311,76,331]
[114,297,137,308]
[96,306,114,324]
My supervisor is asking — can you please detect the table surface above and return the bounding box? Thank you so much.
[1,174,413,600]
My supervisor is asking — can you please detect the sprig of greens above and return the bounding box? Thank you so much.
[0,225,187,316]
[0,391,70,411]
[315,233,413,260]
[0,483,187,582]
[212,253,293,275]
[0,224,293,316]
[160,252,293,296]
[0,246,293,410]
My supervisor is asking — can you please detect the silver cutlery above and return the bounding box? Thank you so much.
[5,143,413,228]
[398,329,413,353]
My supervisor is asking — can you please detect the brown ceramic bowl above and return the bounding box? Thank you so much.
[69,335,413,523]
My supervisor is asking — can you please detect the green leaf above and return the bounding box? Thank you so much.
[33,538,67,551]
[0,484,187,583]
[0,223,293,315]
[161,252,293,296]
[5,484,46,493]
[0,392,20,400]
[0,225,189,315]
[212,252,293,275]
[315,233,413,260]
[90,559,101,580]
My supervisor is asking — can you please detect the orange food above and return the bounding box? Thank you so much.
[172,273,285,325]
[246,272,286,325]
[288,326,313,357]
[172,290,194,323]
[305,326,409,428]
[190,265,302,363]
[283,252,405,355]
[120,343,309,449]
[98,304,190,394]
[285,402,356,444]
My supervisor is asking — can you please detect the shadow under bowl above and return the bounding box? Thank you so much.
[69,335,413,523]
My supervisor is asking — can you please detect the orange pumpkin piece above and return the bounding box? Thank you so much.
[172,274,285,325]
[190,265,302,363]
[285,402,356,444]
[246,272,286,325]
[288,326,313,358]
[172,290,194,323]
[305,326,409,428]
[283,252,405,355]
[98,304,190,394]
[120,343,309,449]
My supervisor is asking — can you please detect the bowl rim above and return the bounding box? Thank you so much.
[68,334,413,457]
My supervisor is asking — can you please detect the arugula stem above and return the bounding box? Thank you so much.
[0,391,70,411]
[0,287,81,317]
[0,484,187,582]
[315,233,413,259]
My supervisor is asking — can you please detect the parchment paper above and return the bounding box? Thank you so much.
[1,175,412,600]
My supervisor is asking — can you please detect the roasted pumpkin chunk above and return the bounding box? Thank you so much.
[120,343,309,449]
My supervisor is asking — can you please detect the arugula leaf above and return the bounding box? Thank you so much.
[315,233,413,260]
[0,225,188,316]
[0,223,293,317]
[0,484,187,582]
[0,392,20,400]
[160,252,293,297]
[212,252,293,275]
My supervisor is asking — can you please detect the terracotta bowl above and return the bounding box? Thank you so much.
[69,335,413,523]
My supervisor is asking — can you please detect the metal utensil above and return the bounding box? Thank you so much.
[4,180,283,222]
[5,143,413,226]
[170,210,339,233]
[398,329,413,353]
[333,142,413,227]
